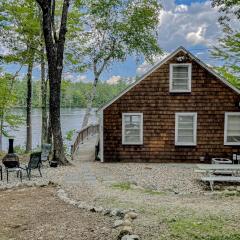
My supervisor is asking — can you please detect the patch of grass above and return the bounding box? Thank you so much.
[143,189,165,195]
[161,216,240,240]
[111,182,131,191]
[111,182,166,196]
[223,191,240,197]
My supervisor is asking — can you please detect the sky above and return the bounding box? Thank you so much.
[2,0,223,85]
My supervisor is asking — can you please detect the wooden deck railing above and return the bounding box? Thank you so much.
[71,124,99,157]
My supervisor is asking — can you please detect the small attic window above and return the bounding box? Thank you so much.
[169,63,192,93]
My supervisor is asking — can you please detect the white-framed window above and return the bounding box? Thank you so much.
[169,63,192,93]
[122,113,143,145]
[175,112,197,146]
[224,112,240,145]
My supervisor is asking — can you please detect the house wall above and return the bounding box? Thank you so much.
[103,51,240,163]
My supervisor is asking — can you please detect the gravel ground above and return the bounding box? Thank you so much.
[0,186,117,240]
[1,136,240,240]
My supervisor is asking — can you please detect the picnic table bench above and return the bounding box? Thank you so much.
[196,164,240,191]
[202,176,240,191]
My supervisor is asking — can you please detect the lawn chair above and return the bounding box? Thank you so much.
[41,144,51,163]
[21,152,42,180]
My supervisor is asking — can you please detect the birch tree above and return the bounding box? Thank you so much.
[67,0,162,128]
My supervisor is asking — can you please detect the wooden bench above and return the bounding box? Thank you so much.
[195,169,234,175]
[201,176,240,191]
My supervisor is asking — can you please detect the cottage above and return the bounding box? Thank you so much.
[98,47,240,163]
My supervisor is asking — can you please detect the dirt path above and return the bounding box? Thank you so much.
[0,187,116,240]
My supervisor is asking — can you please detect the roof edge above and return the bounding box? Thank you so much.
[97,46,240,112]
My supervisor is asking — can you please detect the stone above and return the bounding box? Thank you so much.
[48,181,57,186]
[118,226,133,240]
[68,199,78,205]
[88,206,103,212]
[87,206,95,211]
[113,220,124,228]
[122,226,132,234]
[78,203,87,209]
[121,235,140,240]
[236,186,240,192]
[102,209,111,215]
[122,220,132,226]
[110,208,123,217]
[125,212,138,220]
[94,207,104,213]
[39,183,47,187]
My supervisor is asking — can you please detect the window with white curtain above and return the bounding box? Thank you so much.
[175,113,197,146]
[122,113,143,145]
[170,63,192,92]
[224,113,240,145]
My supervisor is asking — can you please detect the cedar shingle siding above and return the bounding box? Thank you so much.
[102,50,240,163]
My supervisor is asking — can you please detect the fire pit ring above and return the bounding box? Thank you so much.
[211,158,232,164]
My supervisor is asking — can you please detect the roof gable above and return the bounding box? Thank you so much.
[98,46,240,112]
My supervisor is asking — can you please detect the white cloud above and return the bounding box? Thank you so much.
[186,25,208,45]
[63,72,88,83]
[137,52,169,76]
[106,75,121,85]
[174,4,188,13]
[76,75,88,82]
[158,0,221,51]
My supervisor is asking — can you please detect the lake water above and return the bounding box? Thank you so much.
[2,108,97,151]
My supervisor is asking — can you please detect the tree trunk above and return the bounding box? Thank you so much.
[48,68,67,163]
[81,77,98,128]
[40,44,48,145]
[26,53,34,153]
[37,0,70,164]
[47,113,52,145]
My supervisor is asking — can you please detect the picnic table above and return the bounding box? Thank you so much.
[196,164,240,191]
[197,164,240,171]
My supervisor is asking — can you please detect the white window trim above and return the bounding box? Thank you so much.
[122,113,143,145]
[175,112,197,146]
[169,63,192,93]
[224,112,240,146]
